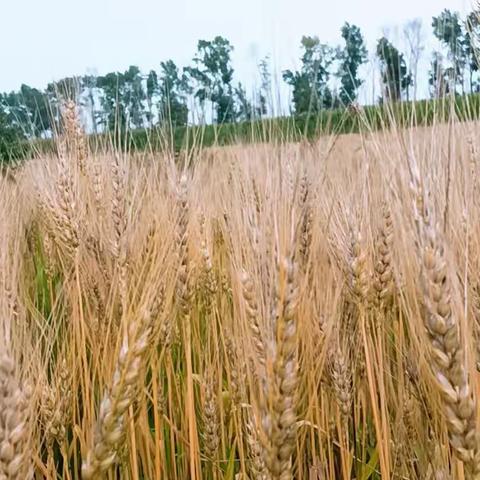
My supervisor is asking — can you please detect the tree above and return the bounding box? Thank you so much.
[429,51,450,97]
[258,56,271,116]
[0,100,25,162]
[283,36,334,115]
[96,67,146,132]
[3,85,52,137]
[337,23,368,105]
[145,70,158,127]
[82,74,100,134]
[97,72,127,132]
[376,37,412,102]
[122,65,146,129]
[158,60,189,127]
[432,10,467,93]
[235,83,260,121]
[403,19,425,101]
[465,11,480,92]
[186,36,236,123]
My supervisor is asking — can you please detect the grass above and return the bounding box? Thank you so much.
[1,102,480,479]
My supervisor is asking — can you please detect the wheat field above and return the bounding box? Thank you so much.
[1,105,480,479]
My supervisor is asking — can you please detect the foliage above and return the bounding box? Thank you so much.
[2,85,52,137]
[186,36,237,123]
[376,37,412,102]
[123,65,147,129]
[432,9,468,93]
[337,23,368,105]
[0,104,26,163]
[145,70,159,127]
[283,36,335,115]
[157,60,190,127]
[464,11,480,92]
[257,56,271,116]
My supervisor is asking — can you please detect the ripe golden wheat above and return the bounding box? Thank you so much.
[0,107,480,479]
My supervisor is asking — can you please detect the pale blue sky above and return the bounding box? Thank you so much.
[0,0,472,101]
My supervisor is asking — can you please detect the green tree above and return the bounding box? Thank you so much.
[0,100,25,162]
[186,36,236,123]
[258,56,271,116]
[146,70,158,127]
[3,85,51,137]
[376,37,412,102]
[337,23,368,105]
[235,83,260,121]
[97,67,146,132]
[283,36,334,115]
[432,10,467,93]
[429,51,450,97]
[122,65,146,129]
[465,11,480,92]
[82,74,100,134]
[158,60,189,127]
[97,72,127,132]
[403,19,425,101]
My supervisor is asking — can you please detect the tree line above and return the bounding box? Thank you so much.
[1,8,480,159]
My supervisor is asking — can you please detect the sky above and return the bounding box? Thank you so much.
[0,0,473,103]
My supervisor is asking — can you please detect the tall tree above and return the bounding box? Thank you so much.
[465,11,480,92]
[283,36,334,115]
[97,72,126,132]
[122,65,146,129]
[235,83,260,121]
[82,74,100,134]
[429,51,450,98]
[376,37,412,102]
[258,56,271,116]
[3,85,52,137]
[403,19,425,101]
[337,23,368,105]
[145,70,158,128]
[186,36,236,123]
[0,99,25,162]
[158,60,189,127]
[432,10,467,93]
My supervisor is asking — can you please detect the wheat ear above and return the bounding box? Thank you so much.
[81,307,154,479]
[0,354,31,479]
[261,255,299,480]
[415,190,480,476]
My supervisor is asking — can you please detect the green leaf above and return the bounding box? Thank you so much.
[223,444,237,480]
[359,445,379,480]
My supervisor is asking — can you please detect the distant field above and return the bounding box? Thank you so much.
[26,93,480,161]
